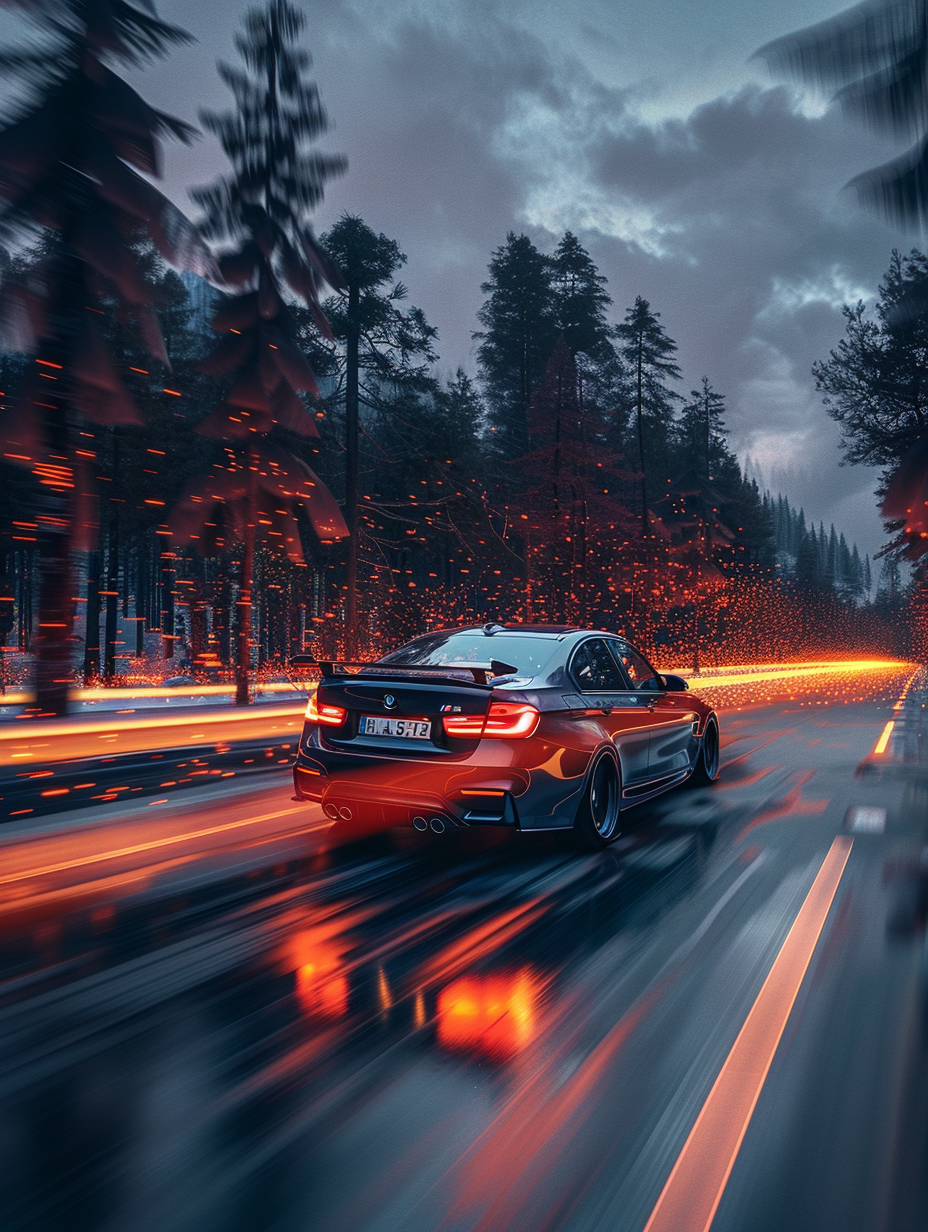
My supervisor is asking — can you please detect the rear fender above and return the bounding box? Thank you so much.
[520,739,615,830]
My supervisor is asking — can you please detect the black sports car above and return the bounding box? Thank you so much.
[292,624,720,848]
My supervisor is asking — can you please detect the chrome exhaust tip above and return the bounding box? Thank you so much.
[338,806,353,821]
[412,815,428,832]
[429,817,446,834]
[323,803,340,820]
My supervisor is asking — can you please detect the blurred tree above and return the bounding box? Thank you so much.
[756,0,928,230]
[178,0,348,703]
[475,233,557,460]
[615,297,682,535]
[0,0,209,714]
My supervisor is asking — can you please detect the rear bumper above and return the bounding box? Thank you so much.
[293,759,520,829]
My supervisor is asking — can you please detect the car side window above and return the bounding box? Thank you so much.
[611,642,661,691]
[571,639,626,691]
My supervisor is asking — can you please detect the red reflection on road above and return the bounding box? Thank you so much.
[437,970,539,1059]
[289,928,350,1019]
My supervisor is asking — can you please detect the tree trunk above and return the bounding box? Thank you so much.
[637,334,648,537]
[235,461,257,705]
[103,518,119,680]
[83,550,101,681]
[34,402,74,716]
[160,540,175,660]
[135,544,146,658]
[344,280,360,656]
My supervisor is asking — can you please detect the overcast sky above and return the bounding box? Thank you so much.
[7,0,914,561]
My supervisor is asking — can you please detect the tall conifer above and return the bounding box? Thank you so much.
[0,0,209,714]
[615,297,682,533]
[175,0,348,703]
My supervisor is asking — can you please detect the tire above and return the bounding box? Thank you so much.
[573,754,622,850]
[690,719,720,786]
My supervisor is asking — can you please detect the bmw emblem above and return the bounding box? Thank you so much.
[384,694,396,708]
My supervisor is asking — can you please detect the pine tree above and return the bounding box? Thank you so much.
[796,526,819,589]
[551,232,612,360]
[0,0,209,714]
[615,297,682,533]
[312,214,438,648]
[176,0,348,703]
[475,233,556,460]
[676,377,727,481]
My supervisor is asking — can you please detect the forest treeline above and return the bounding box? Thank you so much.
[0,224,890,685]
[0,0,910,709]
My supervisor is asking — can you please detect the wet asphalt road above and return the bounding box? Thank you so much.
[2,666,928,1232]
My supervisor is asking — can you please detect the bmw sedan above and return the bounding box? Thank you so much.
[291,624,720,849]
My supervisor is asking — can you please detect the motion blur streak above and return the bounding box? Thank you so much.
[642,836,853,1232]
[0,704,304,764]
[686,660,908,689]
[436,970,539,1059]
[0,804,309,887]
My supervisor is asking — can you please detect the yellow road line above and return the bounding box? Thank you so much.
[873,721,895,756]
[642,835,853,1232]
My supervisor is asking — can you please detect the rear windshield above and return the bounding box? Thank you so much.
[378,632,560,678]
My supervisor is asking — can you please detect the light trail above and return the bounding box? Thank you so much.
[0,704,304,764]
[0,802,316,887]
[0,682,313,706]
[642,836,853,1232]
[681,659,910,689]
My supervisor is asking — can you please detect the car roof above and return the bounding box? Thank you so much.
[410,624,624,641]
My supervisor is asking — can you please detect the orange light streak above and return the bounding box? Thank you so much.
[0,803,307,888]
[0,704,304,765]
[682,659,909,689]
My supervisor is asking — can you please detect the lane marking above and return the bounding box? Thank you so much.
[873,721,895,756]
[641,835,853,1232]
[846,806,886,834]
[0,804,313,887]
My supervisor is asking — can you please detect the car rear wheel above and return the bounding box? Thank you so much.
[690,720,720,786]
[574,754,621,849]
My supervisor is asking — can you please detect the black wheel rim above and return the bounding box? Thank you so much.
[590,759,620,839]
[704,724,720,779]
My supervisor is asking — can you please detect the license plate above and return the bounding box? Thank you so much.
[359,716,432,740]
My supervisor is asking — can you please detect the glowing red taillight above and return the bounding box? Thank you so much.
[443,702,540,739]
[442,712,487,737]
[484,702,540,737]
[305,691,347,726]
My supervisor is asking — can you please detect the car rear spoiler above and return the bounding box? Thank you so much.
[289,656,514,687]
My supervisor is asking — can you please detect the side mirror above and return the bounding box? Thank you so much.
[661,673,689,692]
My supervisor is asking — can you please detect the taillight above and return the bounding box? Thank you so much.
[442,712,486,737]
[443,702,540,739]
[484,702,539,737]
[305,691,347,726]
